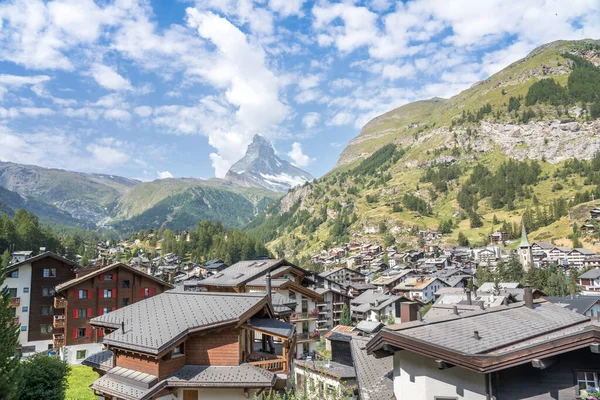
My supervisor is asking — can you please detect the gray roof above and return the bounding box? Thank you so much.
[355,321,384,334]
[580,269,600,279]
[351,338,395,400]
[571,247,596,255]
[294,360,356,379]
[246,318,295,339]
[347,282,376,290]
[165,364,276,388]
[533,241,555,249]
[353,295,403,313]
[6,251,80,273]
[91,291,267,354]
[82,350,115,372]
[384,301,590,355]
[91,367,157,400]
[543,295,600,315]
[200,259,288,287]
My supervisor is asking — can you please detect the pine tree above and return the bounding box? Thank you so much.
[339,304,352,326]
[0,257,20,399]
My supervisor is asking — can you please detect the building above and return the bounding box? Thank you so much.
[488,231,509,244]
[518,223,533,271]
[350,289,408,323]
[367,291,600,400]
[199,259,228,276]
[200,259,324,358]
[314,287,352,333]
[4,252,79,355]
[319,267,365,286]
[568,248,596,269]
[54,262,172,364]
[392,276,448,302]
[85,291,294,400]
[10,250,33,264]
[544,295,600,317]
[370,269,416,292]
[578,269,600,295]
[584,255,600,269]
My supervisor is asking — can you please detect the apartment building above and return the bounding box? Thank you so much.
[4,252,78,355]
[54,262,172,364]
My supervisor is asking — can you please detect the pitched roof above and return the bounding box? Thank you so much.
[571,247,596,255]
[82,350,115,372]
[351,338,395,400]
[6,251,80,273]
[324,324,356,340]
[91,291,268,355]
[579,269,600,279]
[519,223,531,248]
[355,321,384,334]
[245,317,295,339]
[393,277,443,291]
[294,360,356,380]
[55,262,172,292]
[200,259,300,288]
[543,295,600,315]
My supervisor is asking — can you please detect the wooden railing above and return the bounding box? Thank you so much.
[53,315,65,329]
[54,297,67,309]
[249,358,287,373]
[290,312,318,321]
[296,332,320,342]
[52,334,65,348]
[8,297,20,307]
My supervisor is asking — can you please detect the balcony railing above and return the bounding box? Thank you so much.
[52,334,65,348]
[296,332,320,343]
[54,297,67,309]
[8,297,20,307]
[316,302,328,308]
[249,358,288,373]
[290,311,318,321]
[53,315,65,329]
[9,316,19,325]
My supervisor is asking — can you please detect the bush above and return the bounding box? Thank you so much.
[14,354,70,400]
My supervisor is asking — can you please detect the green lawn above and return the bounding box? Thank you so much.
[66,366,96,400]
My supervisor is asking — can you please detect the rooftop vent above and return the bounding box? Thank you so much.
[233,273,245,279]
[214,273,225,279]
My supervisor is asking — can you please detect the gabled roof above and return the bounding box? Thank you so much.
[6,251,80,273]
[200,259,305,288]
[544,295,600,315]
[294,360,356,380]
[580,269,600,279]
[519,223,531,248]
[570,247,596,255]
[55,262,172,293]
[91,291,270,355]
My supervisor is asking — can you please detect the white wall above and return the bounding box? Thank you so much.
[394,351,488,400]
[60,343,104,365]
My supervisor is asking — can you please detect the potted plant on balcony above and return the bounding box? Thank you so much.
[311,331,320,339]
[582,387,599,400]
[311,309,318,316]
[291,312,297,318]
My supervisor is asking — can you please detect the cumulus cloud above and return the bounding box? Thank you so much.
[86,143,130,165]
[327,112,355,126]
[134,106,153,117]
[302,112,321,129]
[157,171,173,179]
[89,63,132,91]
[287,142,314,168]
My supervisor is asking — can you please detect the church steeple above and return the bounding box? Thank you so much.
[518,222,533,271]
[519,223,531,248]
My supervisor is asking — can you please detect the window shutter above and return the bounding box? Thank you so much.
[86,327,91,338]
[88,289,92,299]
[100,274,104,281]
[74,290,79,300]
[149,288,153,296]
[112,289,116,299]
[111,307,116,311]
[99,289,103,299]
[97,328,103,337]
[113,273,117,282]
[98,308,103,316]
[140,288,144,297]
[72,328,78,339]
[73,309,78,319]
[87,308,92,318]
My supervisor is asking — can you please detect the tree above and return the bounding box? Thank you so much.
[0,257,20,400]
[386,312,395,325]
[568,269,581,295]
[458,232,469,247]
[505,253,524,282]
[14,353,70,400]
[546,271,569,296]
[339,304,352,326]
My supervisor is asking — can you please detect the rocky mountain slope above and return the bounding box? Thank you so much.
[225,135,314,192]
[247,39,600,261]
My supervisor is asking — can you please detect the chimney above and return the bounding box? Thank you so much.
[466,287,472,306]
[121,321,125,334]
[266,271,272,308]
[473,330,481,340]
[524,281,534,309]
[400,302,419,322]
[453,305,459,315]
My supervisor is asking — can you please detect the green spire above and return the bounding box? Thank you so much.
[519,223,531,248]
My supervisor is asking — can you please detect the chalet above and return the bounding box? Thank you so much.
[350,289,408,323]
[544,295,600,318]
[370,269,416,292]
[314,287,351,332]
[428,288,517,319]
[488,231,509,245]
[367,292,600,400]
[393,277,448,302]
[85,292,294,400]
[4,252,79,355]
[584,255,600,269]
[199,259,228,276]
[54,262,172,364]
[471,246,500,264]
[345,282,376,297]
[417,257,449,270]
[200,259,324,358]
[568,248,596,269]
[10,250,33,265]
[319,266,365,286]
[419,230,442,241]
[578,269,600,295]
[591,207,600,221]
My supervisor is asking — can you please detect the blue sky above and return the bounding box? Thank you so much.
[0,0,598,181]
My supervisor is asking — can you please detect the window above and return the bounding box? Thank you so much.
[103,289,112,298]
[9,270,18,278]
[22,306,28,312]
[104,274,113,281]
[8,288,17,298]
[78,289,88,299]
[21,326,27,331]
[41,306,55,316]
[577,372,599,391]
[23,287,29,293]
[40,324,53,334]
[172,343,184,356]
[122,298,130,306]
[43,268,56,278]
[76,350,87,360]
[102,307,111,314]
[42,287,55,297]
[78,308,87,318]
[144,287,149,297]
[77,328,86,338]
[122,280,130,288]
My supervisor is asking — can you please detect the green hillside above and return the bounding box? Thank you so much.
[247,40,600,262]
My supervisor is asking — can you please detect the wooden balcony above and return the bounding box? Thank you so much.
[248,357,288,373]
[9,316,19,325]
[8,297,20,307]
[53,315,65,329]
[54,297,67,309]
[296,332,320,343]
[52,334,65,348]
[290,312,318,322]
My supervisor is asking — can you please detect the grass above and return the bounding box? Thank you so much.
[65,366,96,400]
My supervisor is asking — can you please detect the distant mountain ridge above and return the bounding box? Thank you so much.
[225,135,314,192]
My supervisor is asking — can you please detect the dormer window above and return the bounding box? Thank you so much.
[172,343,185,356]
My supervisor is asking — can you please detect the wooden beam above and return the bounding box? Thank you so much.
[531,356,557,370]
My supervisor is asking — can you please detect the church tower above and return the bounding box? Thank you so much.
[519,223,533,271]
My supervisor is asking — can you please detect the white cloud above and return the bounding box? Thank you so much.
[157,171,173,179]
[86,143,130,165]
[89,63,132,91]
[269,0,305,16]
[287,142,314,168]
[327,112,355,126]
[104,109,131,121]
[302,112,321,129]
[134,106,153,117]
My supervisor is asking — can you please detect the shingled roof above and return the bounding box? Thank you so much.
[200,259,289,287]
[351,338,395,400]
[91,291,269,355]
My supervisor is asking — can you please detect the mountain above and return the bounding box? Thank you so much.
[246,39,600,262]
[225,135,314,192]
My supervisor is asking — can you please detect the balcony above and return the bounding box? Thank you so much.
[54,297,67,309]
[52,334,65,348]
[8,297,20,307]
[247,354,288,374]
[53,315,65,329]
[9,316,19,325]
[316,302,328,308]
[296,332,321,343]
[290,311,318,322]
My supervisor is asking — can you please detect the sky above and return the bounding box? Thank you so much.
[0,0,599,181]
